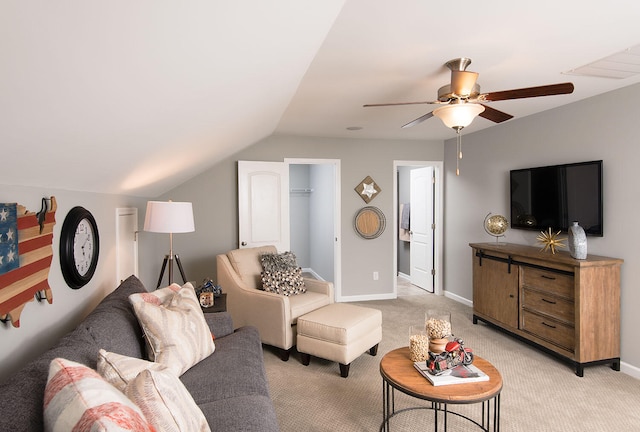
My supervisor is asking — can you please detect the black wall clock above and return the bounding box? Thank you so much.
[60,206,100,289]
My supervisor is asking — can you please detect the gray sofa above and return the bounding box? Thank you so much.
[0,275,280,432]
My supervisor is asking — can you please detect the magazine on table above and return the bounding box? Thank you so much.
[414,361,489,386]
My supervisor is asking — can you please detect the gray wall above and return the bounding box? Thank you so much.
[4,83,640,382]
[156,134,443,299]
[0,186,150,382]
[443,82,640,376]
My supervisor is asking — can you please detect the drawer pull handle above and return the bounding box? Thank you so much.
[541,275,556,280]
[542,322,557,329]
[542,298,557,304]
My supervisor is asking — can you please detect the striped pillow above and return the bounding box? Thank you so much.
[97,349,169,393]
[125,368,211,432]
[43,358,154,432]
[133,283,181,307]
[129,283,215,375]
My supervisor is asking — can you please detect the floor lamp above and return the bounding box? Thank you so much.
[144,200,195,288]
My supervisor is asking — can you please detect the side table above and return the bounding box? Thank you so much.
[201,293,227,313]
[380,347,502,431]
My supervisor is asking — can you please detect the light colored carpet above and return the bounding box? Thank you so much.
[263,292,640,431]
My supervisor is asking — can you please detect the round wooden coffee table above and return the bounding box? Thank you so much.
[380,347,502,431]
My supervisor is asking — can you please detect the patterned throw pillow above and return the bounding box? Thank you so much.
[260,251,306,296]
[44,358,153,432]
[129,283,215,376]
[125,368,211,432]
[97,349,169,393]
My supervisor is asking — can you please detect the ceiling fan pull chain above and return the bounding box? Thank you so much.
[456,129,462,176]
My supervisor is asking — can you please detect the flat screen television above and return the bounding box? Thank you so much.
[510,160,603,236]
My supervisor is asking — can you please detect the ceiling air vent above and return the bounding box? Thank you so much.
[563,44,640,79]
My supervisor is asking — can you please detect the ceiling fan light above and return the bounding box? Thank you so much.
[433,103,485,129]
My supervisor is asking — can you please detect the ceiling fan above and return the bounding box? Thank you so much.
[364,57,575,130]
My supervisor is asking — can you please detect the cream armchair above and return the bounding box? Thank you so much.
[216,245,334,361]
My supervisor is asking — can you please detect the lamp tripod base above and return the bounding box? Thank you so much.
[156,254,187,288]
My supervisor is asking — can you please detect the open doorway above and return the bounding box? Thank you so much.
[393,161,443,296]
[115,207,138,284]
[286,158,342,299]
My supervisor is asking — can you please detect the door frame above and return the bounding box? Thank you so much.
[285,158,342,300]
[393,161,444,296]
[115,207,138,284]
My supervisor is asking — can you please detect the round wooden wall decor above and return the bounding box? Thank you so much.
[354,206,386,239]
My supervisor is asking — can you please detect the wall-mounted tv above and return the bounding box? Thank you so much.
[510,160,603,236]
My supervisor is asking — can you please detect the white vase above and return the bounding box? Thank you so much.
[568,221,587,259]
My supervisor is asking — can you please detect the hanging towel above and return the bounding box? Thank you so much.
[400,203,410,229]
[399,204,411,242]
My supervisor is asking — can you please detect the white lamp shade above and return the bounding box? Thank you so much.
[144,201,195,233]
[433,103,485,129]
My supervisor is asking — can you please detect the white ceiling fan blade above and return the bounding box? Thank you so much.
[402,112,434,128]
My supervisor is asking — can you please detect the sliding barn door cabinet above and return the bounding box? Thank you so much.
[470,242,622,376]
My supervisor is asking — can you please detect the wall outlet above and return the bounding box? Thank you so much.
[373,271,379,281]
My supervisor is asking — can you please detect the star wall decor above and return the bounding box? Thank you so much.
[354,176,381,204]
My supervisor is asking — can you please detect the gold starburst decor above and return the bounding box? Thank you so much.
[537,227,566,254]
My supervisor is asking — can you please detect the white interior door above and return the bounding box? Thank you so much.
[410,167,434,292]
[238,161,290,251]
[115,208,138,284]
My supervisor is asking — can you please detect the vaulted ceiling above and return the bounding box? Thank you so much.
[2,1,640,197]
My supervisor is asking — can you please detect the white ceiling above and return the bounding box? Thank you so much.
[2,1,640,197]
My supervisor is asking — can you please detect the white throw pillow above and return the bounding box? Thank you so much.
[97,349,169,392]
[129,282,215,375]
[43,358,153,432]
[126,368,211,432]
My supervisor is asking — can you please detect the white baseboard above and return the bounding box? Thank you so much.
[397,272,410,281]
[443,292,640,379]
[443,290,473,308]
[338,293,396,302]
[302,268,324,281]
[621,361,640,379]
[339,285,640,379]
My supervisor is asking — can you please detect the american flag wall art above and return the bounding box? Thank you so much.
[0,197,56,328]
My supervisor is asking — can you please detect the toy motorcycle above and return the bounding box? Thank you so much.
[426,338,474,375]
[199,279,223,297]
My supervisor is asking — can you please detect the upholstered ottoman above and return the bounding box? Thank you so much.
[297,303,382,378]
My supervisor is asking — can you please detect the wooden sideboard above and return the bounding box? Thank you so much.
[470,242,623,376]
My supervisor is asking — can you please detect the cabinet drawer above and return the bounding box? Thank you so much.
[521,267,574,299]
[521,310,574,351]
[522,289,574,323]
